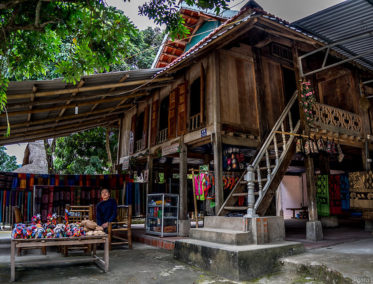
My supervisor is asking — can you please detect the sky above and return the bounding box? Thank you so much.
[5,0,346,164]
[106,0,346,30]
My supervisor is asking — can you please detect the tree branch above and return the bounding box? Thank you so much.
[35,0,42,27]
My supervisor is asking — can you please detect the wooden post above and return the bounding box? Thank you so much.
[104,237,109,272]
[11,240,16,282]
[293,44,322,241]
[305,156,318,221]
[179,140,188,221]
[212,51,223,214]
[191,169,199,228]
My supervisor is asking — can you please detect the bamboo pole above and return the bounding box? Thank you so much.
[191,169,199,228]
[0,105,128,130]
[7,77,173,100]
[5,111,123,135]
[0,97,133,118]
[0,122,112,146]
[274,130,364,145]
[2,117,115,140]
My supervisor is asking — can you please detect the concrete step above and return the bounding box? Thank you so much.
[204,216,247,231]
[174,238,305,281]
[189,228,252,245]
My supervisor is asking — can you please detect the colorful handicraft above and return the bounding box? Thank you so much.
[316,175,330,217]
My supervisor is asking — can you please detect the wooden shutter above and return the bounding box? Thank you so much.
[168,89,178,138]
[150,100,159,146]
[129,114,136,154]
[177,82,188,136]
[142,105,149,148]
[200,63,205,125]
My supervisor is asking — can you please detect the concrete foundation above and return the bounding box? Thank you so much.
[178,219,190,237]
[321,216,339,228]
[306,221,323,241]
[365,220,373,232]
[174,239,304,281]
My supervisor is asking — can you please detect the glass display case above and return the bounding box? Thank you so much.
[146,193,179,237]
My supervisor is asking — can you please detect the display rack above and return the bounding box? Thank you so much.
[146,193,179,237]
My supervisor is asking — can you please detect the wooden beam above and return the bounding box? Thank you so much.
[7,77,173,100]
[7,91,147,110]
[8,111,124,135]
[27,85,37,122]
[0,123,113,146]
[90,74,129,112]
[1,97,133,117]
[0,105,129,131]
[3,118,115,141]
[58,79,85,118]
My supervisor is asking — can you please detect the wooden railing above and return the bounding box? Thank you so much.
[312,102,363,136]
[245,91,300,217]
[156,128,168,144]
[189,113,201,131]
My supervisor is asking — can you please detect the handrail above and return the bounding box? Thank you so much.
[245,90,300,218]
[251,91,298,168]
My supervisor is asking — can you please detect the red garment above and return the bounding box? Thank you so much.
[329,175,342,215]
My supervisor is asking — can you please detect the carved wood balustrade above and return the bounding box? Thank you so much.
[312,102,363,136]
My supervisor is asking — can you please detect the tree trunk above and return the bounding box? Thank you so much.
[105,128,114,174]
[44,138,55,174]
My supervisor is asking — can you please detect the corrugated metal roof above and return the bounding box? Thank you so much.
[293,0,373,71]
[1,68,168,145]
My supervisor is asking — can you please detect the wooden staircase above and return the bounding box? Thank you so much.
[218,91,300,217]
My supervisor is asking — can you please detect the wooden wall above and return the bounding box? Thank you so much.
[316,68,360,114]
[260,57,286,129]
[219,45,259,133]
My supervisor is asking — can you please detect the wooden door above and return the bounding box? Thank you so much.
[150,100,159,146]
[177,83,188,136]
[168,89,178,138]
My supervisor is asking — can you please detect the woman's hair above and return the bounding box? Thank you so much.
[100,188,111,195]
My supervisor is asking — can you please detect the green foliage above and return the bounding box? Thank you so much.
[299,81,316,124]
[139,0,230,39]
[54,127,118,174]
[0,146,18,172]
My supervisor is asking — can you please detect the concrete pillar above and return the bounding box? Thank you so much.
[365,220,373,232]
[178,141,190,236]
[305,155,323,241]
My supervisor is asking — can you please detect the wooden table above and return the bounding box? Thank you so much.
[286,207,308,219]
[10,235,109,282]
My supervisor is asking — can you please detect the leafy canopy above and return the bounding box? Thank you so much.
[0,0,229,112]
[0,146,18,172]
[54,127,118,174]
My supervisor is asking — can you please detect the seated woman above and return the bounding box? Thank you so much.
[96,188,117,232]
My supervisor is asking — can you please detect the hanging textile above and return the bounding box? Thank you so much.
[125,182,133,205]
[316,175,330,217]
[340,174,350,210]
[134,183,141,216]
[329,175,342,215]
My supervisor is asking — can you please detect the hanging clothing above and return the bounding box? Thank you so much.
[134,183,141,216]
[316,175,330,217]
[329,175,342,215]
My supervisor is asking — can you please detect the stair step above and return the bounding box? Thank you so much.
[232,192,259,197]
[224,206,248,211]
[255,178,268,183]
[259,165,276,170]
[189,228,252,245]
